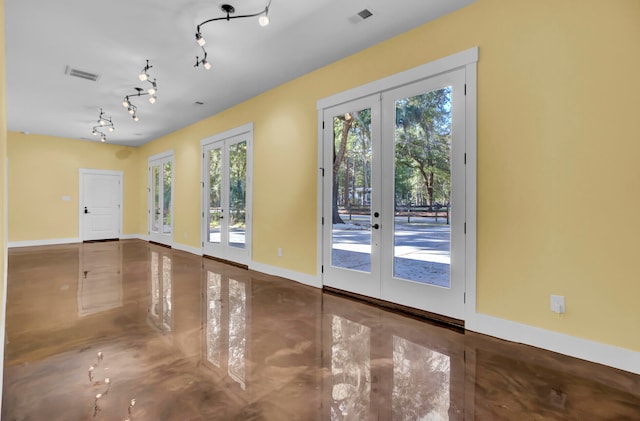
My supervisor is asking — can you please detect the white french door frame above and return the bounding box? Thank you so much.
[317,47,478,321]
[148,150,174,246]
[79,169,123,242]
[201,123,253,266]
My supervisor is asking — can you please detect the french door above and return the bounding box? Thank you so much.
[202,124,253,265]
[322,68,466,320]
[148,152,174,246]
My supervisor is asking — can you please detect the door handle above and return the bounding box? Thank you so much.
[372,223,380,229]
[84,207,90,214]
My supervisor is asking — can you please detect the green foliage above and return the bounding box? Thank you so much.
[395,87,452,206]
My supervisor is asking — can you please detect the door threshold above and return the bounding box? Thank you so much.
[323,286,464,331]
[203,254,249,270]
[149,241,172,249]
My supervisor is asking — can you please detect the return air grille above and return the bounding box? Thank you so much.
[64,66,101,82]
[357,9,373,20]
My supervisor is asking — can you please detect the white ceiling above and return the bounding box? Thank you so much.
[5,0,475,147]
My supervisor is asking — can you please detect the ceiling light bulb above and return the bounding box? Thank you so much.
[108,126,114,132]
[92,129,97,136]
[122,100,129,108]
[139,72,148,81]
[99,119,106,126]
[101,136,106,143]
[148,87,156,95]
[128,107,134,115]
[133,115,139,122]
[259,15,270,27]
[196,33,206,47]
[149,96,156,104]
[203,60,211,70]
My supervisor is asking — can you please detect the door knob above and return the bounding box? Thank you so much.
[84,207,90,214]
[372,223,380,229]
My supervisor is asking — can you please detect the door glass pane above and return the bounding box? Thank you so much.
[331,108,372,272]
[162,161,172,234]
[228,141,246,249]
[208,148,222,244]
[394,87,452,287]
[152,165,161,233]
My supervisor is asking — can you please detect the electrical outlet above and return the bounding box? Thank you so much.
[550,295,565,314]
[277,247,282,257]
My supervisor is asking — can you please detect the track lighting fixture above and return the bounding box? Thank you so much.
[194,1,272,71]
[194,48,211,70]
[91,108,114,142]
[121,61,158,122]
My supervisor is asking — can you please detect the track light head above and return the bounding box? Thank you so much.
[92,129,97,136]
[139,59,152,81]
[122,99,129,108]
[259,9,270,27]
[203,60,211,70]
[149,95,156,104]
[196,32,206,47]
[100,136,106,143]
[108,126,114,132]
[133,115,139,122]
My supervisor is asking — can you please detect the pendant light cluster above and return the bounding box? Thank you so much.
[194,1,271,70]
[91,108,115,142]
[121,59,158,122]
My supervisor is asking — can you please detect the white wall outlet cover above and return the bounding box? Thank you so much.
[62,195,71,201]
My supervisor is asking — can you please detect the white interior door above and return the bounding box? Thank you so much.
[80,169,122,241]
[148,152,174,246]
[202,124,253,266]
[321,68,466,320]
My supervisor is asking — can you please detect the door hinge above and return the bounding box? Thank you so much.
[321,217,324,225]
[202,241,204,247]
[464,84,467,95]
[464,153,467,164]
[320,167,324,177]
[322,121,325,129]
[464,222,467,234]
[321,265,324,273]
[202,211,204,218]
[464,292,466,304]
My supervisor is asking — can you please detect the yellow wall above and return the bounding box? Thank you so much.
[7,133,139,241]
[135,0,640,352]
[6,0,640,353]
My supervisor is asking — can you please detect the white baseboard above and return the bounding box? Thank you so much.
[173,242,203,256]
[8,237,81,248]
[467,312,640,375]
[249,261,321,289]
[120,234,146,241]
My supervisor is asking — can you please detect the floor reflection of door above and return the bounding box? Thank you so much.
[203,267,251,392]
[322,294,463,420]
[322,68,467,320]
[77,242,123,317]
[148,247,172,336]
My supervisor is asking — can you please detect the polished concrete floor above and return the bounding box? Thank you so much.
[2,240,639,420]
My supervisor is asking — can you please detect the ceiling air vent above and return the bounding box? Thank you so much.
[357,9,373,20]
[64,66,101,82]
